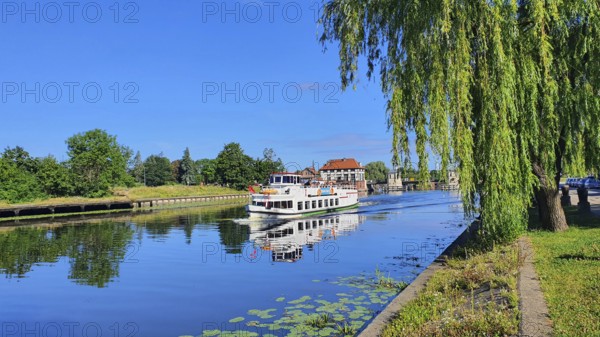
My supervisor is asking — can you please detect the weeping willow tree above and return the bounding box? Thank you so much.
[320,0,600,242]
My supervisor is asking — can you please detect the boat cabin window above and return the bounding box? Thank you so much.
[305,201,310,210]
[297,202,303,210]
[312,220,317,228]
[335,198,339,206]
[288,201,293,208]
[318,200,323,208]
[312,200,316,209]
[324,199,329,207]
[274,201,281,208]
[298,222,304,230]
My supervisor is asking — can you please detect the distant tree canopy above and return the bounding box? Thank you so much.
[0,156,44,203]
[144,154,174,187]
[0,131,286,203]
[365,161,389,182]
[215,143,255,190]
[179,148,196,186]
[67,129,134,197]
[254,148,285,184]
[196,158,217,185]
[320,0,600,242]
[131,151,145,185]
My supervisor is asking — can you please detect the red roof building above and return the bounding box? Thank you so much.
[319,158,367,191]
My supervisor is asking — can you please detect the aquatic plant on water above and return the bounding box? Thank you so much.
[190,271,407,337]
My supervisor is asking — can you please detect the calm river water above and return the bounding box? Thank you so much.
[0,191,467,337]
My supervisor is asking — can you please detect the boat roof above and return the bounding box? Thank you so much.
[271,172,300,176]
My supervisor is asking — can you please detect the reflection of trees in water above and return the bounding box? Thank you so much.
[0,222,134,288]
[134,206,249,250]
[0,205,251,286]
[58,224,133,287]
[218,221,249,254]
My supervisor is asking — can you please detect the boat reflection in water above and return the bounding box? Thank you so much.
[246,213,365,263]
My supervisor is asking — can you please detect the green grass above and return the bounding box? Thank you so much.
[528,206,600,337]
[0,185,242,207]
[113,185,241,200]
[381,242,520,337]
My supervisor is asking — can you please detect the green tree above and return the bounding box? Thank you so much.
[365,161,389,183]
[196,158,217,185]
[179,147,196,186]
[131,151,145,185]
[36,156,73,197]
[0,158,45,203]
[254,148,285,184]
[215,143,254,190]
[144,154,174,187]
[320,0,600,241]
[66,129,134,197]
[2,146,39,174]
[171,160,182,183]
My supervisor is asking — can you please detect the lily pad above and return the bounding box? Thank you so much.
[229,317,245,323]
[247,308,277,319]
[288,295,312,304]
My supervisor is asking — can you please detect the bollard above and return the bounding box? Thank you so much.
[577,187,591,213]
[561,185,571,206]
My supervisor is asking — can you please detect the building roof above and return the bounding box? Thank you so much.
[320,158,364,171]
[302,167,317,175]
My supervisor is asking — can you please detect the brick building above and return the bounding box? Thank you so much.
[319,158,367,191]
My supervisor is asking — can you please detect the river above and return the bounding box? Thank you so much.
[0,191,467,337]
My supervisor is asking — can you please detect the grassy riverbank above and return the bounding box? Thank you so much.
[528,207,600,337]
[381,242,520,337]
[0,185,242,207]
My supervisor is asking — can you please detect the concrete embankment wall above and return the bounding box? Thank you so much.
[0,194,249,219]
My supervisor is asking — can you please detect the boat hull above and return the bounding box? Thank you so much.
[247,203,359,219]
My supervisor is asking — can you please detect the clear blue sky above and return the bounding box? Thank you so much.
[1,0,414,170]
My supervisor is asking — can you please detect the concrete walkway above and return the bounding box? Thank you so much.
[518,237,553,337]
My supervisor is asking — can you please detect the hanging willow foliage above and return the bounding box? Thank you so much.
[320,0,600,242]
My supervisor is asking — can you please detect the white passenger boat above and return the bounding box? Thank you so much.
[246,172,359,218]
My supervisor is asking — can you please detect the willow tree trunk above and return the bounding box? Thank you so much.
[533,161,568,232]
[535,186,568,231]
